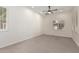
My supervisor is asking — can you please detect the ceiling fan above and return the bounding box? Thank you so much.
[42,6,58,15]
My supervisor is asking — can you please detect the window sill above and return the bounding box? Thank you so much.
[0,29,7,32]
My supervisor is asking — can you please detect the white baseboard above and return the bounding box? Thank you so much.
[0,33,42,48]
[73,39,79,47]
[72,33,79,47]
[44,33,72,38]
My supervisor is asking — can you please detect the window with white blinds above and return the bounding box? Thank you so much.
[0,7,6,31]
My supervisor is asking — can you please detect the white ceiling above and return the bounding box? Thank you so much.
[26,6,74,14]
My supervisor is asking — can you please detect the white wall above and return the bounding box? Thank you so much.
[0,6,77,48]
[0,6,43,48]
[73,7,79,46]
[42,11,73,37]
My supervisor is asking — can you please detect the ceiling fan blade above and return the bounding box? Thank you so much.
[41,11,48,15]
[45,13,50,15]
[42,11,48,12]
[41,6,58,15]
[51,11,53,13]
[51,9,58,11]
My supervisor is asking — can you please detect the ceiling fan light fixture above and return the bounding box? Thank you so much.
[48,11,51,14]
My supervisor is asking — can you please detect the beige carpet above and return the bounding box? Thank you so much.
[0,35,79,53]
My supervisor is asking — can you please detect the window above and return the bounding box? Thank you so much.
[0,7,6,31]
[53,20,64,30]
